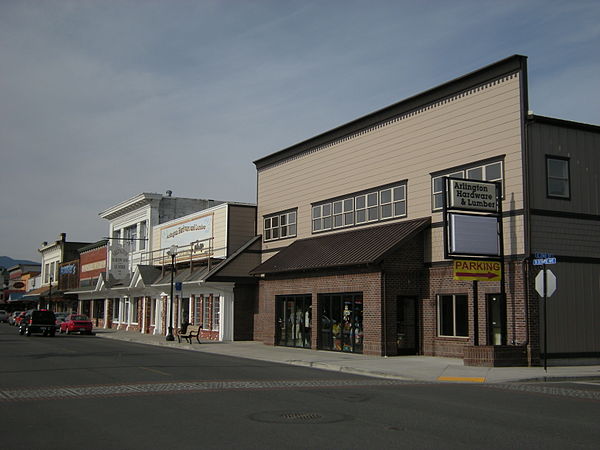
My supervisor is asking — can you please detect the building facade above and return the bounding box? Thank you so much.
[35,233,89,310]
[72,192,259,342]
[251,55,600,365]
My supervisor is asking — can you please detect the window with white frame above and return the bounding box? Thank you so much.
[202,296,210,330]
[432,161,503,211]
[139,221,147,250]
[150,298,156,326]
[123,297,131,323]
[123,224,137,252]
[113,299,120,322]
[264,210,297,241]
[212,297,220,331]
[546,156,570,199]
[132,297,139,323]
[312,203,332,232]
[312,182,407,233]
[437,294,468,338]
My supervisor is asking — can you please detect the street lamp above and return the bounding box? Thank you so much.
[47,275,53,311]
[165,245,178,341]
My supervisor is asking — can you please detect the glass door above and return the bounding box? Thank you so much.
[276,295,311,348]
[487,294,504,345]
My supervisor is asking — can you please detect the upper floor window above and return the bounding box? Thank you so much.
[139,221,147,250]
[312,182,407,233]
[264,210,297,242]
[546,156,570,199]
[123,224,137,252]
[432,160,503,211]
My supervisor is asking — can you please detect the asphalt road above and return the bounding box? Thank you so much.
[1,324,599,449]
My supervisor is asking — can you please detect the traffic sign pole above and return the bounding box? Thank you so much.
[543,264,547,372]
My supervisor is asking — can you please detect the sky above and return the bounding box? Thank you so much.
[1,0,598,261]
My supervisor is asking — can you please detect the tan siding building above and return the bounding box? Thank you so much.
[251,55,600,365]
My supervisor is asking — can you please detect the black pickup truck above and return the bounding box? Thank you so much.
[19,310,56,337]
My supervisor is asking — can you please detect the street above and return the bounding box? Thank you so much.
[1,325,598,450]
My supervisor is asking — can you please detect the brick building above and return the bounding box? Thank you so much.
[250,55,600,366]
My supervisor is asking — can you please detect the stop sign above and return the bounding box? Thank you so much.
[535,269,556,297]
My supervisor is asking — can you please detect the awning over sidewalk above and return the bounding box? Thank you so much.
[250,217,430,275]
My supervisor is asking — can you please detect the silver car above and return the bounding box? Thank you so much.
[0,310,8,323]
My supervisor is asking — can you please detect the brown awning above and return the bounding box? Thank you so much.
[250,217,430,275]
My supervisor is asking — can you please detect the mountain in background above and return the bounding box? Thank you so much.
[0,256,40,269]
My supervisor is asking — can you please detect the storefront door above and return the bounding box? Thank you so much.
[276,295,311,348]
[487,294,504,345]
[396,296,418,355]
[319,293,363,354]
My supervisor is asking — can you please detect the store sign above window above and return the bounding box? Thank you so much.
[60,264,77,275]
[448,179,498,213]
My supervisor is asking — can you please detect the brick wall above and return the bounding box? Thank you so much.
[423,259,536,361]
[255,269,383,355]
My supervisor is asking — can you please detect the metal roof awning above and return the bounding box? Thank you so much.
[250,217,430,275]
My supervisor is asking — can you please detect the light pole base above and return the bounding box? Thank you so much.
[166,326,175,341]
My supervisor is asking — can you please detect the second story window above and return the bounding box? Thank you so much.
[139,221,147,250]
[546,156,570,199]
[312,181,407,233]
[123,224,137,252]
[264,210,297,242]
[432,160,503,211]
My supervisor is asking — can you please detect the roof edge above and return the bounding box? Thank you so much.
[254,55,527,170]
[528,114,600,133]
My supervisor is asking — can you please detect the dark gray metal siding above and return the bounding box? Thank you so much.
[528,118,600,355]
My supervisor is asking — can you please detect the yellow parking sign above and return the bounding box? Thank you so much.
[453,259,501,281]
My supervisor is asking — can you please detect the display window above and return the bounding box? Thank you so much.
[275,295,312,349]
[319,293,363,354]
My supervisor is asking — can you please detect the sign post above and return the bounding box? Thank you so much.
[534,258,557,372]
[445,178,504,348]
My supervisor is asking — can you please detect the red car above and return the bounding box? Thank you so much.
[60,314,93,335]
[14,311,28,327]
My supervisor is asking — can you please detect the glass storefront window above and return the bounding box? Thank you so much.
[319,293,363,354]
[276,295,312,349]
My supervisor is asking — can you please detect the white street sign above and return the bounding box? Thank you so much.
[535,269,557,297]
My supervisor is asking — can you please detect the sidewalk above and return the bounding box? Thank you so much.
[94,329,600,384]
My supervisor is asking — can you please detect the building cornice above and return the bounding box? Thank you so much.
[99,193,163,221]
[254,54,528,171]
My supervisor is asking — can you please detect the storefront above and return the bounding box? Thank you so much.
[319,292,363,353]
[251,219,429,356]
[275,294,311,349]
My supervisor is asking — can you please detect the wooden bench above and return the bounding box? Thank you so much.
[176,325,202,344]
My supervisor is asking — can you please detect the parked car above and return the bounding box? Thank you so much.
[60,314,93,335]
[0,310,8,323]
[19,310,56,337]
[8,311,23,325]
[54,312,68,330]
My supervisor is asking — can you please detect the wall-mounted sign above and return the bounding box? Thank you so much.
[448,213,500,257]
[160,214,213,248]
[448,179,498,212]
[81,260,106,273]
[60,264,77,275]
[453,259,501,281]
[109,244,130,280]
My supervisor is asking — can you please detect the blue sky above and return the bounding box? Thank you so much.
[1,0,598,261]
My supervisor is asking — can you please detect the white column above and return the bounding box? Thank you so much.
[104,298,109,329]
[218,286,235,342]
